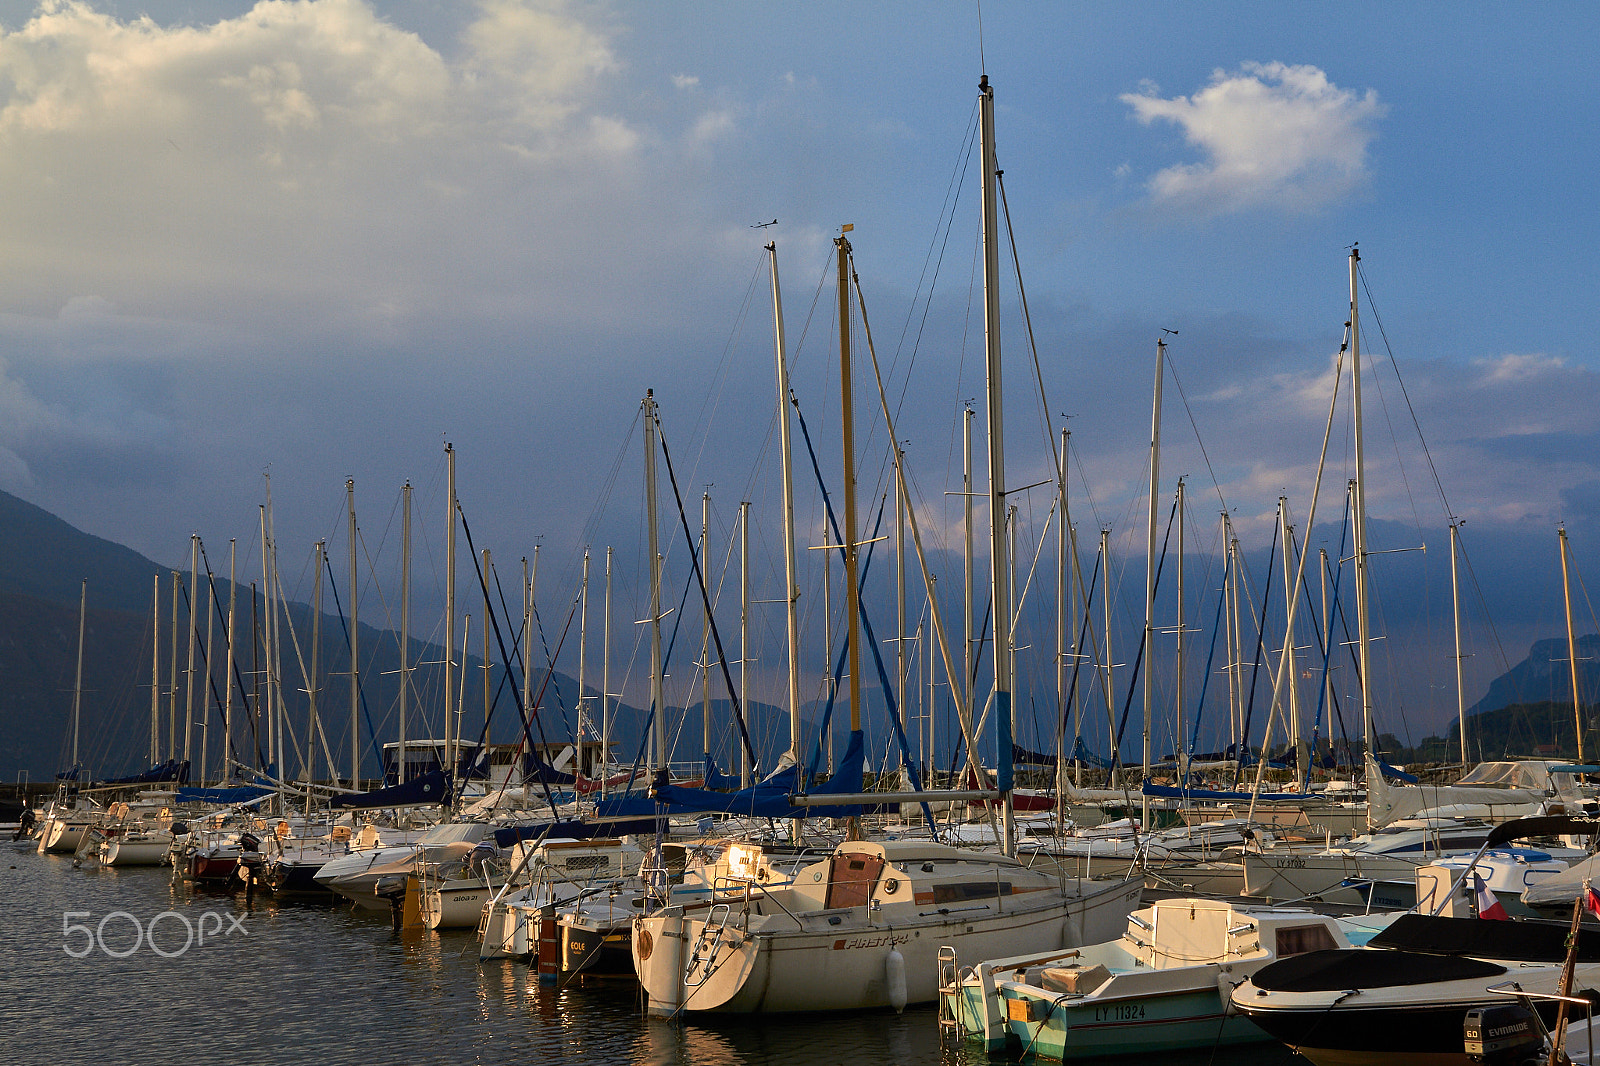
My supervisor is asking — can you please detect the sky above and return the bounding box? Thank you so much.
[1,0,1598,758]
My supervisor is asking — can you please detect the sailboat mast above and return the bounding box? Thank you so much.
[311,540,325,784]
[644,392,666,773]
[1142,339,1164,832]
[1101,528,1114,772]
[836,233,863,749]
[150,575,161,766]
[444,442,457,786]
[766,246,804,801]
[72,578,85,770]
[1449,523,1466,767]
[602,546,613,796]
[202,554,214,785]
[978,75,1015,856]
[1057,428,1068,793]
[400,481,411,784]
[348,479,359,788]
[963,406,976,765]
[1175,478,1186,775]
[1349,247,1376,760]
[1560,526,1585,763]
[1279,499,1301,754]
[699,495,711,762]
[185,535,198,771]
[226,540,236,784]
[739,499,752,788]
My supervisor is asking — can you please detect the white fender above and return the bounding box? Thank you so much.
[886,949,907,1013]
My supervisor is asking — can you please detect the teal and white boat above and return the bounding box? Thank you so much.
[941,897,1396,1060]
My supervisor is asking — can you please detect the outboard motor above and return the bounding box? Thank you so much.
[1464,1004,1542,1066]
[170,822,190,838]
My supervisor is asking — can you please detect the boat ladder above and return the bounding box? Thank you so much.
[936,945,962,1044]
[682,903,731,987]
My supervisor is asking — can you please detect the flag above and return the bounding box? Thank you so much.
[1585,884,1600,921]
[1474,872,1510,921]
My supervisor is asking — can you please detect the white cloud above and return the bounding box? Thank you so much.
[0,0,644,331]
[671,73,698,90]
[1121,61,1384,216]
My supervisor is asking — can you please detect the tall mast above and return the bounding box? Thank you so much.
[963,406,976,771]
[602,547,613,796]
[699,494,711,763]
[482,549,492,757]
[399,482,411,784]
[580,547,591,761]
[1175,478,1186,775]
[202,556,214,784]
[72,578,86,770]
[836,231,864,760]
[311,540,325,783]
[1141,339,1165,832]
[1449,524,1467,767]
[170,570,181,765]
[347,479,359,788]
[1101,528,1115,767]
[978,74,1015,855]
[644,392,665,772]
[766,242,804,774]
[444,442,457,785]
[739,500,752,788]
[225,540,237,784]
[1279,498,1301,754]
[1056,427,1069,796]
[1560,526,1585,763]
[150,575,161,766]
[1349,246,1376,761]
[185,535,198,770]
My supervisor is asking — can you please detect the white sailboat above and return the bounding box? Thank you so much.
[632,75,1142,1017]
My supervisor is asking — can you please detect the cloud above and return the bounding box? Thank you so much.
[0,0,646,333]
[1121,62,1384,216]
[671,73,698,90]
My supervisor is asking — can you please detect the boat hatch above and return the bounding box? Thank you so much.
[824,852,886,908]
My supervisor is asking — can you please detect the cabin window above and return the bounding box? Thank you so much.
[1275,924,1338,956]
[565,855,611,871]
[931,882,1012,904]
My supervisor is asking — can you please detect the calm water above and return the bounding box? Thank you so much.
[0,846,1303,1066]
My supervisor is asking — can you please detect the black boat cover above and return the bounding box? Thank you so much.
[1249,948,1505,993]
[1369,912,1600,962]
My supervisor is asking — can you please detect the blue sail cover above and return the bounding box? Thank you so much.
[329,769,452,809]
[524,754,577,786]
[702,754,740,791]
[1376,757,1418,784]
[100,759,189,786]
[175,785,275,805]
[642,730,869,819]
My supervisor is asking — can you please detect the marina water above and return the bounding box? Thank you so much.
[2,850,1302,1065]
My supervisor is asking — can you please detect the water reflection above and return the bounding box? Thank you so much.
[2,855,1300,1066]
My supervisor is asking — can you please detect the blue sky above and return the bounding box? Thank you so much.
[0,1,1596,754]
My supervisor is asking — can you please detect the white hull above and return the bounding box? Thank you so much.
[635,874,1141,1015]
[101,836,173,866]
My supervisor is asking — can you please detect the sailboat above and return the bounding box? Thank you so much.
[631,77,1142,1017]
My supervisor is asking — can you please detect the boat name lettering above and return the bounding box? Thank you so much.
[1093,1003,1145,1022]
[831,934,912,950]
[1275,857,1306,869]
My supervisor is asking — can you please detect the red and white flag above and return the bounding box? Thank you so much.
[1584,883,1600,920]
[1474,872,1510,921]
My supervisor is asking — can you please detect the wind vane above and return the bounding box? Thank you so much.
[751,219,777,229]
